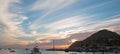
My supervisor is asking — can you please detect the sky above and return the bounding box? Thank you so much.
[0,0,120,49]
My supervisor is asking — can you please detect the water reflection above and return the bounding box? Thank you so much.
[0,49,120,54]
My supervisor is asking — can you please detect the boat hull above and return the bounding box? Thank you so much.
[31,52,41,54]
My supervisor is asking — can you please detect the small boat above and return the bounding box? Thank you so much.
[30,46,41,54]
[8,48,12,50]
[25,48,30,51]
[10,50,16,52]
[0,48,1,50]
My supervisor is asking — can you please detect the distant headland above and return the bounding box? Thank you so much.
[67,29,120,52]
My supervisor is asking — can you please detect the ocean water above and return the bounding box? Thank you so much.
[0,49,120,54]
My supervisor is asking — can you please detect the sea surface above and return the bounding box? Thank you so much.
[0,49,120,54]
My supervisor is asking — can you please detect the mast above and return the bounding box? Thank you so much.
[53,40,55,50]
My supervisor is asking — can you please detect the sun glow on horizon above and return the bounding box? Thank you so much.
[71,39,77,43]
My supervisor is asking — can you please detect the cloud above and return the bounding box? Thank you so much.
[45,16,82,31]
[29,0,113,31]
[43,14,98,32]
[30,14,98,31]
[86,18,120,30]
[27,31,95,48]
[11,14,28,24]
[108,13,120,19]
[58,14,120,33]
[29,0,77,30]
[31,0,76,11]
[0,0,30,46]
[79,0,113,12]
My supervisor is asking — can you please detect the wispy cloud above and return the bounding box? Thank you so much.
[79,0,113,12]
[82,17,120,32]
[29,0,113,31]
[45,15,97,32]
[29,0,77,30]
[0,0,30,46]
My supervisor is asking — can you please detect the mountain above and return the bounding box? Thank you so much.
[68,29,120,51]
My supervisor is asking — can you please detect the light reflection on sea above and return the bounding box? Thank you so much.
[0,49,120,54]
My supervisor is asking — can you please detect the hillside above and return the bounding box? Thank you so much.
[68,29,120,51]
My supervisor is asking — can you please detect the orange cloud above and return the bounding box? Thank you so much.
[55,45,69,49]
[39,44,69,49]
[16,41,32,46]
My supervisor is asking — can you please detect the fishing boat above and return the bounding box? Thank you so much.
[8,48,12,50]
[25,48,30,51]
[30,46,41,54]
[9,50,16,52]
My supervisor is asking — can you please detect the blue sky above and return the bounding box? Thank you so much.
[0,0,120,48]
[22,0,120,33]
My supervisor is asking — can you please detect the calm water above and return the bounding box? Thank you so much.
[0,49,120,54]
